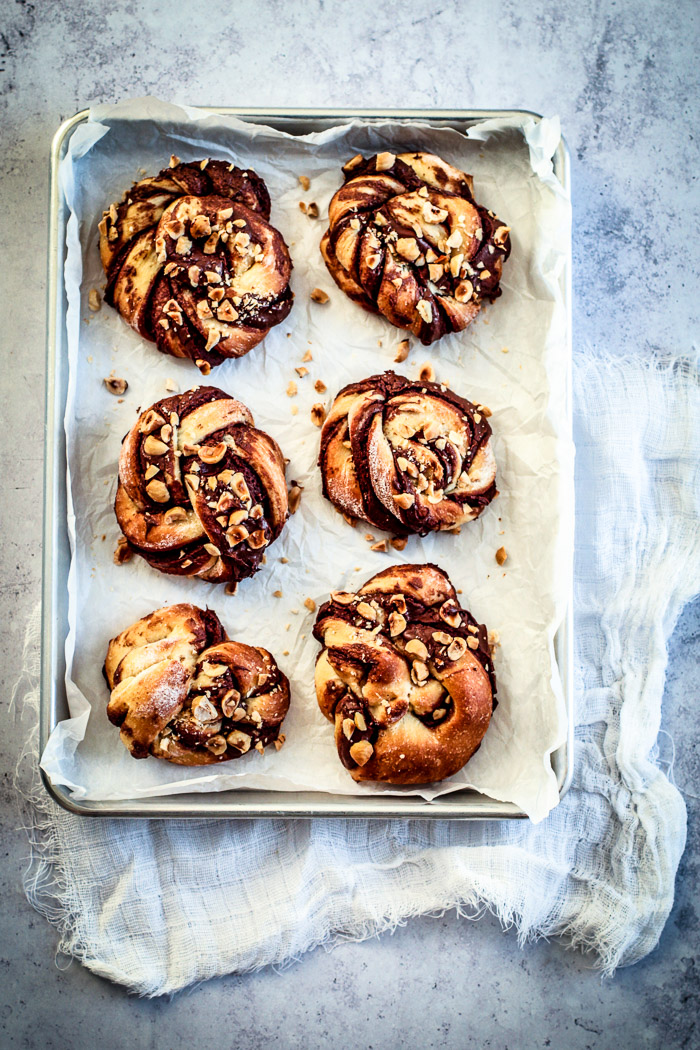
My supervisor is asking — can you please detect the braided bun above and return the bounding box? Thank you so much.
[115,386,288,583]
[314,564,496,784]
[99,159,293,373]
[104,603,290,763]
[321,150,510,345]
[319,371,496,535]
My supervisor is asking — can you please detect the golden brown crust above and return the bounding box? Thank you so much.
[115,386,288,584]
[99,159,293,372]
[104,603,290,763]
[321,151,511,345]
[313,564,496,784]
[318,371,497,535]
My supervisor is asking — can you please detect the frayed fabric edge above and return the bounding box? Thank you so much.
[16,746,633,999]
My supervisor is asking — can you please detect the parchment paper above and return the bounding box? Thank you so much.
[40,98,572,822]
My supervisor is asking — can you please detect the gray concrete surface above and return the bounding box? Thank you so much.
[1,0,698,1046]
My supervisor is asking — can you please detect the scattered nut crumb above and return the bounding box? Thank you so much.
[390,537,408,551]
[280,557,289,564]
[310,402,326,427]
[501,346,509,354]
[342,512,357,528]
[224,581,238,595]
[314,379,327,394]
[304,597,316,612]
[364,533,375,542]
[495,546,508,566]
[302,349,313,362]
[370,540,388,552]
[488,630,500,651]
[165,377,178,392]
[273,734,286,751]
[310,288,329,304]
[288,484,303,513]
[299,175,310,191]
[286,380,297,397]
[295,366,309,378]
[169,154,180,168]
[418,362,435,383]
[394,339,410,363]
[273,589,283,598]
[306,202,319,219]
[299,201,307,214]
[88,289,101,312]
[291,404,299,415]
[104,376,128,396]
[282,650,290,658]
[113,536,132,564]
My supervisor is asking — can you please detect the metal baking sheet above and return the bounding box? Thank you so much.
[41,107,573,819]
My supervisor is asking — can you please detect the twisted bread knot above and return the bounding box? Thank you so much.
[314,565,496,784]
[99,159,293,372]
[321,151,510,345]
[104,604,290,763]
[319,371,496,535]
[115,386,288,583]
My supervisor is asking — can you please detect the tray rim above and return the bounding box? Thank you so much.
[41,105,574,820]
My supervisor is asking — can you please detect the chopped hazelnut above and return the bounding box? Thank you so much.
[288,484,302,514]
[310,402,327,427]
[113,536,132,565]
[104,376,127,396]
[394,339,410,363]
[349,740,373,766]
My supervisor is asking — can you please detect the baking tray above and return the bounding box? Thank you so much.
[41,107,573,819]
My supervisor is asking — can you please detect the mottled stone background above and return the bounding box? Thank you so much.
[1,1,698,1046]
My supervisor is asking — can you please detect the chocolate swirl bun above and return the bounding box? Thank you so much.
[319,371,496,535]
[99,159,293,373]
[314,564,495,784]
[115,386,288,583]
[321,151,510,345]
[104,603,290,763]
